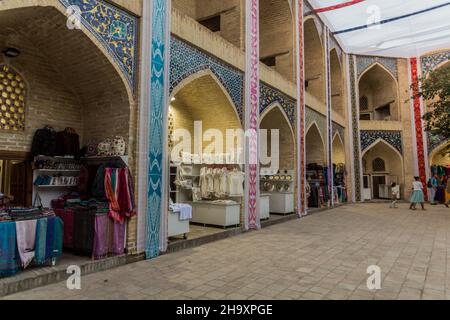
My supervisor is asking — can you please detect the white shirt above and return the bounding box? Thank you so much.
[412,181,423,191]
[392,185,400,199]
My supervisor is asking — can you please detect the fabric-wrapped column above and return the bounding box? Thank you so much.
[324,27,334,207]
[145,0,171,259]
[409,57,429,200]
[295,0,307,216]
[244,0,260,230]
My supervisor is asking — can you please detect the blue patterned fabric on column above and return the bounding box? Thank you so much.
[146,0,170,259]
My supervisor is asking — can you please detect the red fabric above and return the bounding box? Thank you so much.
[315,0,365,13]
[56,208,74,248]
[410,58,428,199]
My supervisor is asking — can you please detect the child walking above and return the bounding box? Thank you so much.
[390,182,400,208]
[410,176,426,211]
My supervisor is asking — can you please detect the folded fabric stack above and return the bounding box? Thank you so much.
[9,207,43,221]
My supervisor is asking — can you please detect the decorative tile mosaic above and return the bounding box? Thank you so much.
[260,82,295,128]
[421,51,450,76]
[428,133,449,155]
[332,122,345,142]
[169,37,244,122]
[356,55,398,80]
[306,107,327,140]
[59,0,138,91]
[360,130,403,154]
[0,65,26,131]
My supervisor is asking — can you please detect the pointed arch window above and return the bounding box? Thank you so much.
[0,65,26,131]
[372,157,386,172]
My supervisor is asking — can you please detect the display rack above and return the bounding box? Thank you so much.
[32,156,81,208]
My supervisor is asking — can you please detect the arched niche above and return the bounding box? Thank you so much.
[259,104,295,170]
[306,122,326,165]
[358,64,399,121]
[430,142,450,166]
[304,18,325,104]
[0,6,132,149]
[259,0,295,80]
[330,49,343,114]
[332,133,345,164]
[169,73,242,157]
[362,139,404,199]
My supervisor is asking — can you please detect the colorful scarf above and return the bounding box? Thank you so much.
[35,217,63,265]
[0,222,19,277]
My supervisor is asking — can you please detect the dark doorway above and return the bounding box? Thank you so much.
[0,151,32,207]
[372,175,386,199]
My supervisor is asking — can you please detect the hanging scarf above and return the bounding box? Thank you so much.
[0,222,19,277]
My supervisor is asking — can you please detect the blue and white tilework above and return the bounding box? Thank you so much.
[169,37,244,122]
[356,56,398,80]
[59,0,138,91]
[260,82,296,128]
[421,51,450,76]
[360,130,403,154]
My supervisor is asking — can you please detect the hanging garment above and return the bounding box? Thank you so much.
[15,220,37,268]
[213,168,221,196]
[72,206,96,256]
[92,164,106,199]
[112,221,126,256]
[35,216,63,265]
[30,126,57,157]
[199,167,210,199]
[218,168,229,198]
[206,168,214,194]
[228,169,244,196]
[55,127,80,158]
[104,168,135,223]
[0,222,19,277]
[93,213,110,259]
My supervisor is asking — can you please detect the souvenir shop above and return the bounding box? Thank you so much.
[0,126,135,277]
[430,164,450,204]
[305,126,347,208]
[0,10,136,278]
[166,78,246,241]
[259,106,296,216]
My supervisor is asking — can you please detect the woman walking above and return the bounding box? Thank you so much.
[410,176,426,211]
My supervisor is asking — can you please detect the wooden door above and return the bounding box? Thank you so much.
[372,176,386,199]
[10,161,27,206]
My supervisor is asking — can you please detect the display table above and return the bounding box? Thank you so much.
[168,210,190,238]
[189,201,240,227]
[259,194,270,220]
[269,192,294,214]
[0,216,63,278]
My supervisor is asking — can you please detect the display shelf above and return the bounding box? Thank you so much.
[81,155,129,166]
[36,185,77,188]
[35,169,80,173]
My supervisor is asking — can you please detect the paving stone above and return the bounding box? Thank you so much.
[3,204,450,300]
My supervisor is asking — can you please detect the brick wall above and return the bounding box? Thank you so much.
[173,0,243,49]
[170,74,242,157]
[260,0,295,81]
[0,7,131,151]
[260,107,295,170]
[0,36,83,152]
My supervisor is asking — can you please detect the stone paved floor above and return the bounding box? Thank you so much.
[3,203,450,300]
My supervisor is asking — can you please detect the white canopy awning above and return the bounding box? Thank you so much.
[307,0,450,57]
